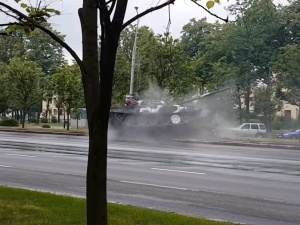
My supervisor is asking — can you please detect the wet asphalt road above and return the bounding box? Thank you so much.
[0,131,300,225]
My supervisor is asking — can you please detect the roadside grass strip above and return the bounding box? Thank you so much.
[0,186,237,225]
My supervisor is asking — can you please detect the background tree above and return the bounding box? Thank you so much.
[273,45,300,120]
[3,58,42,128]
[0,63,8,116]
[53,64,84,130]
[254,81,283,130]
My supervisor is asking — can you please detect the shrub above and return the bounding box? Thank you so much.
[51,116,57,123]
[248,118,261,123]
[271,119,282,130]
[42,124,51,128]
[40,117,48,123]
[30,118,38,123]
[0,118,19,127]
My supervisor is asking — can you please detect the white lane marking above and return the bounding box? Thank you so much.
[119,180,198,192]
[0,164,12,168]
[151,168,205,175]
[6,153,36,158]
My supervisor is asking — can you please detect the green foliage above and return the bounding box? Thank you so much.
[51,116,58,123]
[271,116,300,130]
[40,117,48,123]
[42,124,51,128]
[30,118,38,123]
[52,64,84,130]
[273,45,300,107]
[0,118,19,127]
[2,58,42,128]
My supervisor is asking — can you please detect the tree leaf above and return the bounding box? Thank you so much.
[214,0,220,4]
[206,1,215,9]
[20,3,28,8]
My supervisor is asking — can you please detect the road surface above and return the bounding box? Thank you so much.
[0,131,300,225]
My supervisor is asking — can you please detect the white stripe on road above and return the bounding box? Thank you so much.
[0,164,12,168]
[7,153,36,158]
[151,168,205,175]
[119,180,198,192]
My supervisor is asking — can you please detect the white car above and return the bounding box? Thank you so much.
[215,123,267,138]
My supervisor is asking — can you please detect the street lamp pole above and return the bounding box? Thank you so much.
[129,6,139,96]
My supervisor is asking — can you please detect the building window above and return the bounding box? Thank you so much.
[53,109,58,115]
[48,98,52,104]
[285,110,291,119]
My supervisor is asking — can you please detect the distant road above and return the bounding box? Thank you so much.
[0,131,300,225]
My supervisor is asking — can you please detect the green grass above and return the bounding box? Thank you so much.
[0,186,236,225]
[0,125,87,134]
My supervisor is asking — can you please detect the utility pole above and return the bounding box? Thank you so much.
[129,6,140,96]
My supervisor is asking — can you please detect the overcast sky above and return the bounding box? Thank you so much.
[2,0,287,61]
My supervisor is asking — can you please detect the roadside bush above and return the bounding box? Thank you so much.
[271,119,282,130]
[51,116,57,123]
[248,118,261,123]
[40,117,48,123]
[42,124,51,128]
[30,118,38,123]
[0,118,19,127]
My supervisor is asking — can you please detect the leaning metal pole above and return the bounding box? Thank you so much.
[129,6,140,95]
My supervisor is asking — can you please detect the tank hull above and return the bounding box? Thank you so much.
[109,108,216,140]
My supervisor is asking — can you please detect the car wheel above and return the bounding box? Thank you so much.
[291,135,297,140]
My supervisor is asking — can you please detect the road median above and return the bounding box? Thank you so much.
[0,127,87,136]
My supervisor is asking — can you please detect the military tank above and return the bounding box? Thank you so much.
[109,87,232,139]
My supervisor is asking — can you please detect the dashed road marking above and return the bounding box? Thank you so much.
[7,153,36,158]
[151,168,205,175]
[119,180,198,192]
[0,164,12,168]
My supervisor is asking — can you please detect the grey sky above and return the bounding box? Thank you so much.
[1,0,287,61]
[51,0,230,61]
[2,0,229,61]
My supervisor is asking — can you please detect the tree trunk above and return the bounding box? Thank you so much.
[79,1,127,225]
[67,110,70,130]
[21,110,26,128]
[63,110,66,129]
[77,118,79,130]
[46,98,50,118]
[245,88,250,122]
[37,111,41,124]
[58,108,61,123]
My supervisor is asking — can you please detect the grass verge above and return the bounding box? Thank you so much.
[0,186,237,225]
[0,126,87,134]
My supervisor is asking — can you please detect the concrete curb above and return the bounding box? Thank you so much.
[175,139,300,150]
[0,128,87,136]
[1,128,300,150]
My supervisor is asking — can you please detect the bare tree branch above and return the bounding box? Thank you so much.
[121,0,175,30]
[191,0,229,22]
[108,0,116,15]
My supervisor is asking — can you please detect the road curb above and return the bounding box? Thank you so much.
[0,128,87,136]
[175,139,300,150]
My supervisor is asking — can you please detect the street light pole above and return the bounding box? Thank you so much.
[129,6,139,96]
